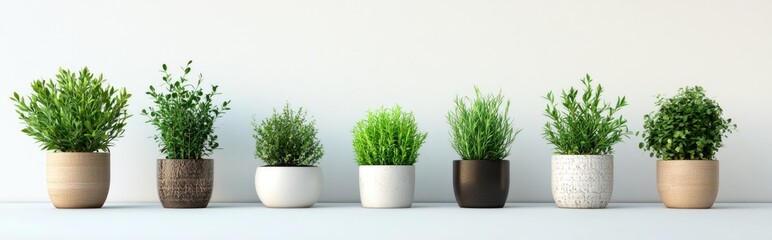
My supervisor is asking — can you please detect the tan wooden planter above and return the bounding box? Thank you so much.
[46,152,110,208]
[657,160,719,209]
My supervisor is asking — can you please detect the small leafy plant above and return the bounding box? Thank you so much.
[253,103,324,166]
[447,87,519,160]
[543,74,629,155]
[11,67,131,152]
[640,86,736,160]
[353,106,428,165]
[141,61,231,160]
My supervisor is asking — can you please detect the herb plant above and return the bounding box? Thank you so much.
[11,67,131,152]
[447,87,519,160]
[543,74,629,155]
[141,61,231,160]
[353,106,428,165]
[640,86,736,160]
[253,103,324,166]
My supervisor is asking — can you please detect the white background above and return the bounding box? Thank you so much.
[1,0,770,203]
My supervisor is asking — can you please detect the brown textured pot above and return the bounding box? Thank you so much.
[46,152,110,208]
[453,160,509,208]
[157,159,213,208]
[657,160,719,209]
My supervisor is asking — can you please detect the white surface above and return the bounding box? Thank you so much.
[1,0,772,203]
[255,166,322,208]
[1,203,771,239]
[359,165,415,208]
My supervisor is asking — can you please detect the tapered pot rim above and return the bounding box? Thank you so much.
[47,152,109,156]
[551,154,612,157]
[454,159,509,162]
[657,159,718,162]
[358,165,415,168]
[259,165,319,168]
[158,158,214,161]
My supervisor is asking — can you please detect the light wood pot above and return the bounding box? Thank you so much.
[46,152,110,208]
[657,160,719,209]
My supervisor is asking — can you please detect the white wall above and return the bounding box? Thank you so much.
[1,0,770,203]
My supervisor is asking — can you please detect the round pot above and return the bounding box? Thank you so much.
[359,165,415,208]
[453,160,509,208]
[157,159,213,208]
[657,160,719,209]
[255,166,322,208]
[46,152,110,208]
[551,155,613,209]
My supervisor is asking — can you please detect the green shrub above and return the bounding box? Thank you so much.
[353,106,427,165]
[11,67,131,152]
[543,74,629,155]
[253,103,324,166]
[141,60,231,160]
[640,86,736,160]
[447,87,519,160]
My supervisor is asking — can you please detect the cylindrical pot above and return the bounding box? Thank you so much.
[46,152,110,208]
[453,160,510,208]
[157,159,213,208]
[359,165,415,208]
[551,155,614,209]
[657,160,719,209]
[255,166,322,208]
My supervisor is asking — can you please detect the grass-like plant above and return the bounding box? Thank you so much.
[447,87,519,160]
[11,67,131,152]
[141,60,231,160]
[640,86,736,160]
[543,74,629,155]
[353,106,428,165]
[253,103,324,166]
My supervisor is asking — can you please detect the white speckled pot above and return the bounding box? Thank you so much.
[551,155,613,209]
[255,166,322,208]
[359,165,415,208]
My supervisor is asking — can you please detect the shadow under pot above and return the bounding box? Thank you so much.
[453,160,509,208]
[657,160,719,209]
[47,152,110,208]
[551,155,613,209]
[157,159,213,208]
[359,165,415,208]
[255,166,322,208]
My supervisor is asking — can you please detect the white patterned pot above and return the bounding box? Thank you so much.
[255,166,322,208]
[359,165,415,208]
[551,155,613,209]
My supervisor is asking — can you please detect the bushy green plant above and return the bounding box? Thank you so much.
[447,87,519,160]
[11,67,131,152]
[543,74,629,155]
[640,86,736,160]
[141,61,231,160]
[253,103,324,166]
[353,106,427,165]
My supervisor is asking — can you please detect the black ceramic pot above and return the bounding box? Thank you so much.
[453,160,510,208]
[157,159,213,208]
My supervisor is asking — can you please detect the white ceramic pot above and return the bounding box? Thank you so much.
[255,166,322,208]
[551,155,613,209]
[359,165,415,208]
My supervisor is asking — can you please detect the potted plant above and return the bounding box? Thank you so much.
[11,67,131,208]
[447,87,519,208]
[640,86,736,209]
[141,60,231,208]
[353,106,427,208]
[253,103,324,208]
[543,74,629,209]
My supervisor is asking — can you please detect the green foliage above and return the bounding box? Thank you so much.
[639,86,736,160]
[543,74,629,155]
[447,87,519,160]
[11,67,131,152]
[253,103,324,166]
[352,106,428,165]
[141,61,231,160]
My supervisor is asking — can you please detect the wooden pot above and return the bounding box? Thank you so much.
[157,159,213,208]
[46,152,110,208]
